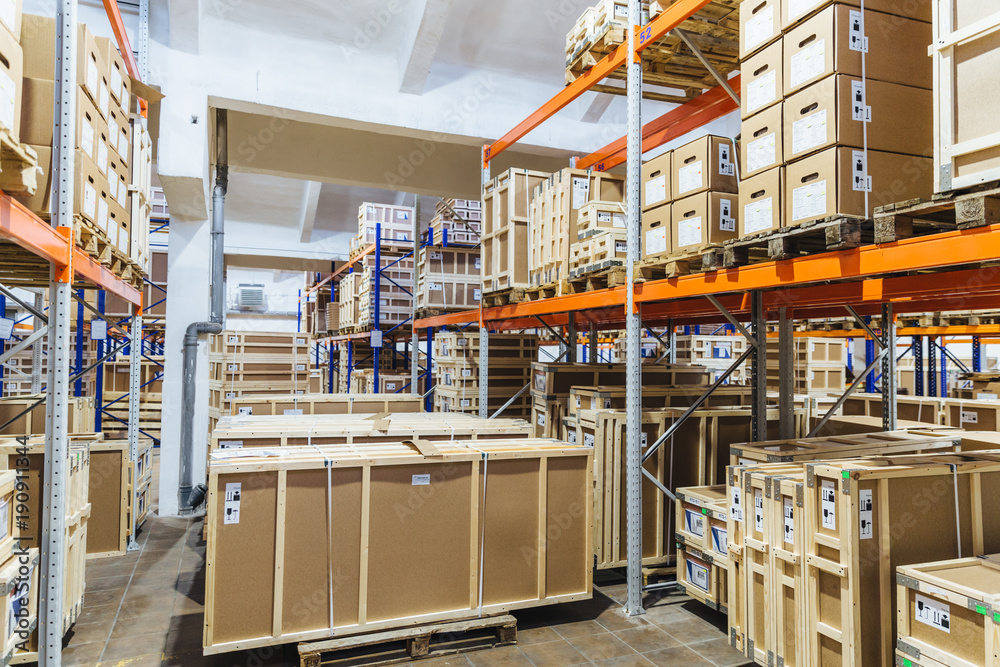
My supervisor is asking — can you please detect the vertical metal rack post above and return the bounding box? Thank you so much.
[411,197,420,395]
[126,305,143,551]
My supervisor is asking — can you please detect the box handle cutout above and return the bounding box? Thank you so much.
[753,64,769,77]
[751,189,766,200]
[801,102,819,115]
[802,173,820,184]
[799,34,817,48]
[753,126,769,137]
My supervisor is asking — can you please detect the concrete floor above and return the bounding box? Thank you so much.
[63,454,751,667]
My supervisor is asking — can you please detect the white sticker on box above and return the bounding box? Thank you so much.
[99,81,110,118]
[792,180,827,222]
[962,411,979,424]
[462,368,472,377]
[98,198,109,231]
[731,485,743,522]
[744,196,774,234]
[98,140,108,175]
[744,6,774,53]
[0,68,13,135]
[645,227,668,256]
[397,210,409,220]
[851,80,872,122]
[584,433,595,448]
[225,392,236,400]
[640,432,647,448]
[613,212,625,227]
[84,183,98,221]
[685,508,705,537]
[473,288,481,301]
[111,67,123,102]
[282,409,304,416]
[229,335,238,343]
[711,525,727,554]
[460,399,471,407]
[645,174,667,206]
[746,69,777,113]
[597,211,612,223]
[687,559,710,592]
[914,594,951,633]
[429,282,443,291]
[87,60,99,98]
[719,143,735,176]
[788,0,820,21]
[746,132,776,173]
[852,150,872,192]
[238,407,252,416]
[677,216,703,248]
[859,488,874,540]
[572,177,590,210]
[821,479,836,530]
[107,176,118,201]
[977,393,998,400]
[474,258,481,270]
[297,338,306,345]
[537,413,546,427]
[296,364,306,371]
[223,483,241,524]
[385,382,396,391]
[719,198,736,232]
[0,0,15,34]
[567,430,577,444]
[81,122,95,159]
[615,240,627,254]
[792,109,827,155]
[848,9,868,52]
[783,497,794,544]
[790,39,826,89]
[118,180,127,207]
[0,498,8,540]
[411,474,430,486]
[754,488,764,532]
[677,161,704,195]
[430,251,442,260]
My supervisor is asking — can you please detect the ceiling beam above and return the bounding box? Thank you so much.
[298,181,322,243]
[398,0,452,95]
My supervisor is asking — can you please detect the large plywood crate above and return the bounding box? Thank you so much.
[86,438,154,557]
[229,393,424,417]
[482,168,548,292]
[204,439,593,655]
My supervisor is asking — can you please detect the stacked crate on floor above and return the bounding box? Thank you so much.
[416,244,481,314]
[208,331,311,416]
[675,486,730,611]
[87,437,154,558]
[0,437,92,662]
[766,336,847,394]
[427,198,481,245]
[101,356,163,442]
[737,0,933,239]
[674,335,750,383]
[0,396,95,435]
[349,202,414,257]
[530,169,626,287]
[333,339,393,394]
[482,168,548,294]
[432,332,538,418]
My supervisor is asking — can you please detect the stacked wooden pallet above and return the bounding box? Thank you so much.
[0,437,92,663]
[765,336,847,395]
[432,332,538,418]
[208,331,311,418]
[427,198,481,245]
[349,202,414,257]
[416,244,480,315]
[203,434,592,656]
[481,168,548,299]
[87,437,154,558]
[674,334,749,383]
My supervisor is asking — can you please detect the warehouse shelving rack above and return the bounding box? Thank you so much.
[412,0,1000,616]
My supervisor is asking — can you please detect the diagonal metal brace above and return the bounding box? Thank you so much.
[0,326,48,367]
[644,326,673,364]
[535,316,569,349]
[489,382,531,419]
[672,28,741,106]
[808,347,889,437]
[0,284,47,323]
[707,295,757,347]
[642,466,678,502]
[643,346,754,464]
[845,305,884,349]
[932,340,970,373]
[73,292,131,338]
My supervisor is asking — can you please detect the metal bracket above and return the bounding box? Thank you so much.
[767,650,774,667]
[747,639,754,656]
[940,163,952,192]
[842,472,852,495]
[764,477,772,499]
[730,628,738,648]
[806,465,815,488]
[707,295,757,347]
[897,639,921,659]
[896,573,920,590]
[796,484,804,508]
[968,598,992,616]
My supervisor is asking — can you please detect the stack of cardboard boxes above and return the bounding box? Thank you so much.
[349,202,413,256]
[640,135,739,262]
[737,0,934,237]
[18,14,133,258]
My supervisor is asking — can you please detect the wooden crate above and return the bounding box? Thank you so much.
[567,384,753,420]
[435,386,532,418]
[531,362,710,397]
[896,555,1000,667]
[569,229,626,275]
[943,398,1000,431]
[0,397,95,437]
[482,168,548,292]
[932,0,1000,192]
[765,337,846,366]
[674,335,750,363]
[842,393,945,424]
[0,549,40,664]
[433,332,537,363]
[211,331,310,356]
[86,438,155,557]
[417,245,481,312]
[209,413,534,454]
[229,393,424,417]
[809,414,962,438]
[677,540,728,613]
[729,430,961,467]
[766,366,847,394]
[204,439,593,655]
[436,361,530,392]
[576,201,626,238]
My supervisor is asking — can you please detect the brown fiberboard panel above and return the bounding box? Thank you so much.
[481,459,540,605]
[87,450,123,554]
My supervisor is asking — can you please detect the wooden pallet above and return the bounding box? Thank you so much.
[298,615,517,667]
[565,1,739,101]
[567,262,627,292]
[635,246,725,281]
[0,129,39,196]
[525,280,570,302]
[480,286,526,307]
[722,216,871,267]
[873,182,1000,243]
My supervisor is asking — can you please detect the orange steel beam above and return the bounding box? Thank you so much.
[483,0,713,166]
[413,309,479,329]
[769,326,1000,338]
[101,0,148,116]
[576,77,740,172]
[318,246,376,290]
[0,194,71,265]
[74,248,142,305]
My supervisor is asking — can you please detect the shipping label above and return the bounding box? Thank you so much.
[790,39,826,89]
[859,488,874,539]
[821,479,837,530]
[645,175,667,206]
[792,109,827,155]
[744,196,774,234]
[678,161,704,195]
[792,180,828,222]
[223,483,242,524]
[914,594,951,633]
[687,559,710,592]
[746,132,777,173]
[746,69,777,113]
[677,216,703,249]
[744,6,774,53]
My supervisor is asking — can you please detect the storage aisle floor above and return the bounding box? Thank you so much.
[64,453,751,666]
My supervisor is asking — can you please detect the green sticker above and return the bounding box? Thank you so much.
[993,611,1000,623]
[702,508,708,515]
[842,471,850,480]
[903,660,912,667]
[976,604,988,615]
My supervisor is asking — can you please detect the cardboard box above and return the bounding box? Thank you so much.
[740,103,783,178]
[671,192,739,253]
[20,77,101,162]
[21,15,104,105]
[740,0,780,59]
[642,204,671,260]
[783,74,932,161]
[671,135,738,199]
[0,0,22,40]
[782,6,933,96]
[108,156,128,211]
[107,106,129,164]
[780,0,932,31]
[95,123,110,177]
[739,167,783,236]
[94,36,129,109]
[0,22,21,141]
[18,146,103,225]
[641,151,671,211]
[741,39,782,119]
[784,146,933,226]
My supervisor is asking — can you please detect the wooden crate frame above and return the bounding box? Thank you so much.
[729,430,961,467]
[842,393,945,425]
[229,393,424,417]
[204,440,593,655]
[87,438,154,558]
[943,398,1000,431]
[482,169,548,291]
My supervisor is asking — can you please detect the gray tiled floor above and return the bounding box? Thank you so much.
[65,454,751,666]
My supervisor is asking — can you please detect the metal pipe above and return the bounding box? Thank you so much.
[178,107,228,511]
